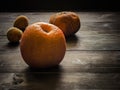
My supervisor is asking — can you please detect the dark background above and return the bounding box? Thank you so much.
[0,0,120,12]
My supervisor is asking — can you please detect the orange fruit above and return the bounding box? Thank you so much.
[13,15,29,31]
[7,27,23,43]
[49,11,80,37]
[20,22,66,68]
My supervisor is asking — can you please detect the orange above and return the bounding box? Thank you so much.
[20,22,66,68]
[49,11,80,37]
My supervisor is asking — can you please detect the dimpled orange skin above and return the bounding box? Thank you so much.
[49,11,80,37]
[20,22,66,68]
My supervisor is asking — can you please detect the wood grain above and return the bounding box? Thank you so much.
[0,12,120,90]
[0,50,120,73]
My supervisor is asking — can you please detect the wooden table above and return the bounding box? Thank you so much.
[0,12,120,90]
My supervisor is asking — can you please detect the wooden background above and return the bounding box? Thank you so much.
[0,12,120,89]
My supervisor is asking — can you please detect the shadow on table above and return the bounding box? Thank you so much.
[23,65,63,90]
[24,65,63,72]
[7,42,20,48]
[66,35,79,48]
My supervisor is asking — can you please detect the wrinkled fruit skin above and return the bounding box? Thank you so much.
[20,22,66,68]
[49,11,81,37]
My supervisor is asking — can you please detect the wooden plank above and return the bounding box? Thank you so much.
[0,51,120,73]
[0,12,120,50]
[67,31,120,50]
[1,30,120,51]
[0,73,120,90]
[0,12,120,35]
[0,12,120,23]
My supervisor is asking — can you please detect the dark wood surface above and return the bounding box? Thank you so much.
[0,12,120,90]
